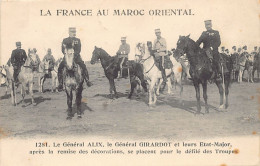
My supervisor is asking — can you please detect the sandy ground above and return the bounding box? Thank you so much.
[0,63,259,140]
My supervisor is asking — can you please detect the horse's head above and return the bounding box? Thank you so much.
[135,42,146,59]
[40,59,50,73]
[176,35,191,57]
[90,46,101,64]
[64,43,75,70]
[26,48,40,69]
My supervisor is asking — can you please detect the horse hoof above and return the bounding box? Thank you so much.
[219,105,225,109]
[66,116,72,120]
[32,102,36,106]
[77,115,82,119]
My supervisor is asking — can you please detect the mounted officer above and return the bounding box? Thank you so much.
[116,37,130,78]
[43,48,56,76]
[153,28,167,83]
[10,41,27,85]
[43,48,55,69]
[57,27,92,91]
[196,20,221,81]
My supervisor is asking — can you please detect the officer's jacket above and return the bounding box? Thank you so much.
[196,29,221,50]
[153,37,167,57]
[62,37,81,56]
[11,48,27,67]
[117,43,130,56]
[43,54,55,65]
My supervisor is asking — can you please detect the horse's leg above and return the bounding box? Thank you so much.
[151,78,157,105]
[21,83,25,105]
[112,79,118,98]
[29,82,35,105]
[11,81,16,106]
[51,75,56,92]
[167,77,172,94]
[156,79,163,96]
[193,82,201,113]
[128,79,137,99]
[148,79,155,105]
[251,68,254,83]
[256,69,260,82]
[177,78,183,103]
[38,76,41,92]
[224,75,229,109]
[76,83,83,119]
[202,81,209,113]
[55,76,59,92]
[108,78,114,99]
[216,81,224,109]
[66,89,73,120]
[41,76,46,93]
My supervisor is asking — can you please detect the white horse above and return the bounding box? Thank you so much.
[135,42,182,105]
[51,58,62,92]
[5,54,37,106]
[155,51,183,96]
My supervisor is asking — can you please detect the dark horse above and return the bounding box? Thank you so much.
[175,35,232,113]
[90,46,147,99]
[62,43,84,120]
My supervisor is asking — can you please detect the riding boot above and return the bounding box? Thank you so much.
[13,68,20,86]
[57,72,63,91]
[161,69,167,83]
[83,69,93,87]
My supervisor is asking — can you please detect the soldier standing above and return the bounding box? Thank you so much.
[57,27,92,91]
[10,41,27,85]
[196,20,221,81]
[116,37,130,78]
[153,28,167,83]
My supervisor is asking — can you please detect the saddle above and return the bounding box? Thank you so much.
[154,55,173,70]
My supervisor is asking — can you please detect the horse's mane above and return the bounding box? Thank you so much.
[97,47,111,57]
[185,37,201,53]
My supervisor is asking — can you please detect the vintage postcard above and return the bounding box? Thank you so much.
[0,0,259,165]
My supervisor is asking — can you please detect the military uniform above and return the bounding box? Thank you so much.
[153,28,167,83]
[117,37,130,78]
[11,42,27,83]
[196,29,221,58]
[43,53,55,69]
[196,20,221,80]
[58,28,91,89]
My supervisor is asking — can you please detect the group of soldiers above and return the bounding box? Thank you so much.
[10,43,56,84]
[8,20,260,90]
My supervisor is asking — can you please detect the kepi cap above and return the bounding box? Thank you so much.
[47,48,52,52]
[155,28,161,33]
[121,37,126,41]
[16,41,21,46]
[232,46,236,49]
[204,20,212,25]
[69,27,76,32]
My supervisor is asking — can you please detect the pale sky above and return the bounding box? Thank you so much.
[0,0,259,65]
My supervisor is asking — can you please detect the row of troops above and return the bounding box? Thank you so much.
[8,20,260,89]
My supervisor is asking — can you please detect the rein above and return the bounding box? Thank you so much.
[139,55,156,74]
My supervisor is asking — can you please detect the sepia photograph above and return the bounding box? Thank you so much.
[0,0,259,165]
